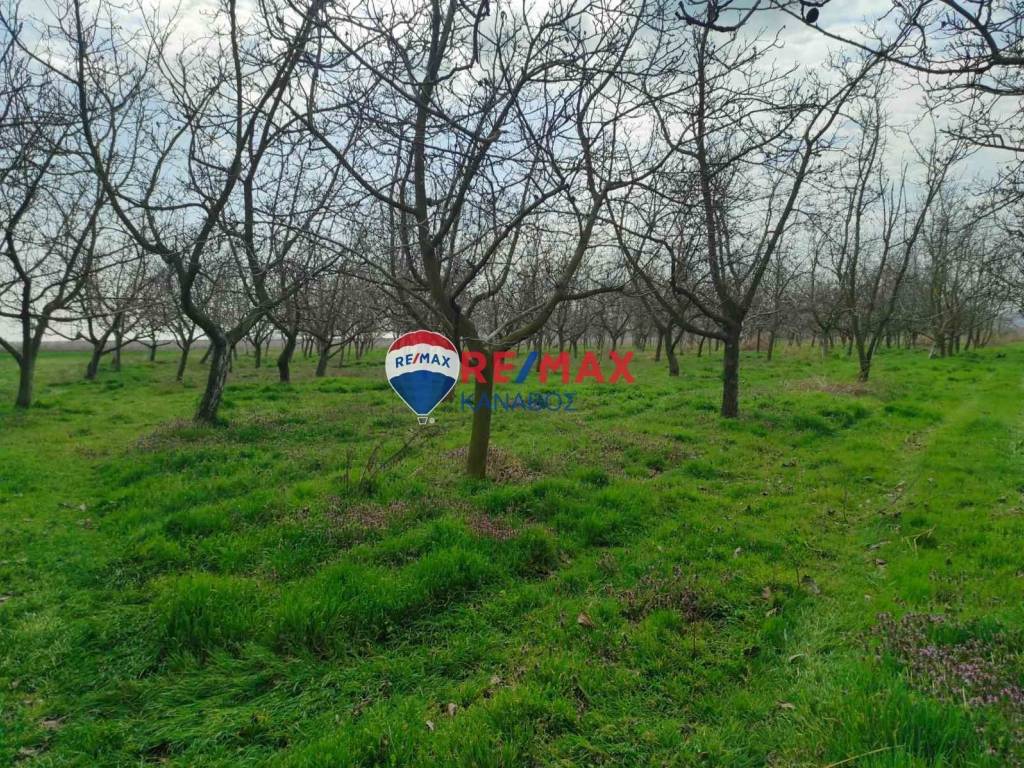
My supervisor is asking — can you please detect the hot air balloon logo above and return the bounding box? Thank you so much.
[385,331,461,424]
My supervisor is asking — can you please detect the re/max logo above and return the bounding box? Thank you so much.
[460,351,635,385]
[392,352,454,369]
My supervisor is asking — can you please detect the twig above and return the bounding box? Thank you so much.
[822,745,894,768]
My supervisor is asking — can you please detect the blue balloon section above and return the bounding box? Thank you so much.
[388,370,457,416]
[385,330,461,420]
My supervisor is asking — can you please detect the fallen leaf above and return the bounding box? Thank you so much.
[874,558,887,567]
[489,675,502,687]
[576,612,595,629]
[787,653,805,664]
[445,702,458,717]
[732,547,743,558]
[777,701,796,711]
[40,718,63,731]
[425,720,435,732]
[761,586,773,601]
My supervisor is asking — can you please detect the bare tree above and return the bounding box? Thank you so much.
[301,268,376,378]
[0,17,106,407]
[302,0,687,477]
[244,317,274,369]
[911,188,1013,356]
[25,0,350,422]
[812,93,967,380]
[64,248,147,379]
[618,15,885,416]
[757,247,801,361]
[135,269,176,363]
[149,267,202,382]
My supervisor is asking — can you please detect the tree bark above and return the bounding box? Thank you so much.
[856,339,872,382]
[176,344,191,382]
[195,338,231,424]
[665,336,680,377]
[9,320,43,409]
[85,344,103,380]
[315,344,330,377]
[15,354,35,409]
[721,332,741,418]
[278,332,297,383]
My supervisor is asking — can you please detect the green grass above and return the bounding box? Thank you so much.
[1,343,1022,766]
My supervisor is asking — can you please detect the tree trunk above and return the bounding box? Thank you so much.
[15,354,35,409]
[721,332,740,418]
[85,344,103,380]
[148,342,157,362]
[195,339,231,424]
[466,352,495,480]
[666,336,680,377]
[315,344,330,377]
[766,330,776,362]
[254,341,262,369]
[856,338,872,382]
[278,332,297,383]
[176,344,191,382]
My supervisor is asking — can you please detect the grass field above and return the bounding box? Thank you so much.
[1,343,1022,767]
